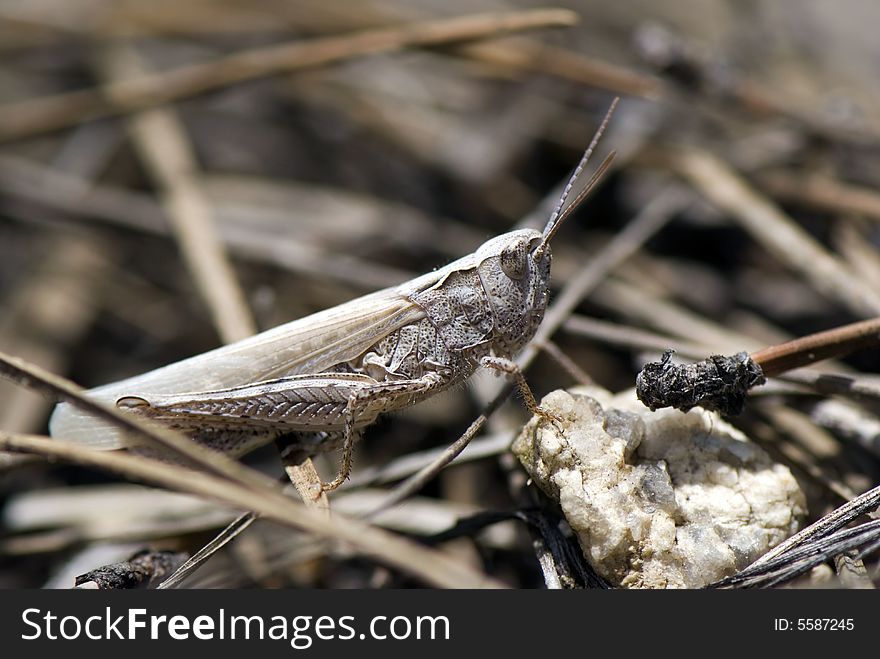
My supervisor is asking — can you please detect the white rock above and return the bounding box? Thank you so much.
[512,388,806,588]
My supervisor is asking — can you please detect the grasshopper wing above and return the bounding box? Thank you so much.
[49,285,428,449]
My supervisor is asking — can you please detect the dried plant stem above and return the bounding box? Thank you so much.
[751,317,880,378]
[0,9,577,142]
[562,315,880,408]
[593,277,763,354]
[0,431,505,589]
[364,395,508,518]
[779,370,880,404]
[528,185,686,355]
[755,407,856,502]
[278,447,330,512]
[164,451,331,587]
[749,482,880,569]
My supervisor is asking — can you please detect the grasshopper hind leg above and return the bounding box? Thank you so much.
[274,430,361,493]
[321,430,359,492]
[321,371,447,492]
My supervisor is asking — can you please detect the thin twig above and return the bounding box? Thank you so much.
[592,277,763,353]
[161,450,331,588]
[530,185,687,357]
[278,446,330,512]
[751,317,880,377]
[778,370,880,406]
[534,340,593,386]
[635,316,880,415]
[754,406,856,503]
[344,432,512,490]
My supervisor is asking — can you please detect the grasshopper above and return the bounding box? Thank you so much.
[49,103,617,491]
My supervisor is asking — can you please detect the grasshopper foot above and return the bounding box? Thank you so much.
[534,405,567,434]
[321,469,349,492]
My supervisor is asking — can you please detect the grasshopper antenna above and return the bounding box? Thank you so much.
[536,97,619,257]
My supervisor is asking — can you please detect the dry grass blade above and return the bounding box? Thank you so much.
[0,352,501,587]
[344,432,512,490]
[101,44,328,505]
[0,431,505,589]
[592,277,762,353]
[529,186,687,361]
[712,519,880,589]
[748,482,880,570]
[157,512,258,589]
[754,406,857,503]
[99,45,257,344]
[670,147,880,317]
[0,8,578,142]
[158,448,330,590]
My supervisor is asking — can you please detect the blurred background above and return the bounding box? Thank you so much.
[2,0,880,588]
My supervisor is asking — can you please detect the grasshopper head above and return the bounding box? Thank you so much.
[470,101,619,359]
[475,229,551,358]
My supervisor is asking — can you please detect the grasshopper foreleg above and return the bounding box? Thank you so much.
[480,356,565,432]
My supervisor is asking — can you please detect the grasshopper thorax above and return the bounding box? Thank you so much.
[475,229,551,358]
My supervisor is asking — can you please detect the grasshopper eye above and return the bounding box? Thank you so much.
[501,241,527,280]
